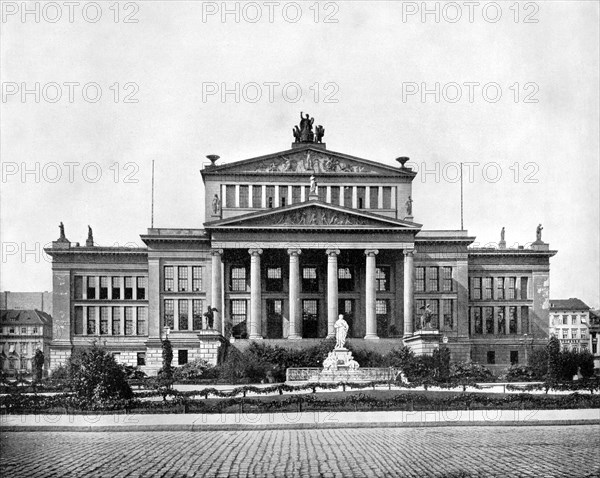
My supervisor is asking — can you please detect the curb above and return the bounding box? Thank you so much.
[3,419,599,432]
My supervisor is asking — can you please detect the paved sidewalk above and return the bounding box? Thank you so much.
[2,408,599,432]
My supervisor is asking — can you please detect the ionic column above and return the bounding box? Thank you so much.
[287,249,302,339]
[364,249,379,339]
[211,249,223,333]
[403,249,414,336]
[249,248,263,339]
[326,249,340,338]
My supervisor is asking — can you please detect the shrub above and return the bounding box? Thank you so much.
[68,345,133,406]
[173,359,212,381]
[450,362,494,390]
[501,365,537,382]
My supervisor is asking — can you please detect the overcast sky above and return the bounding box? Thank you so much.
[1,1,598,307]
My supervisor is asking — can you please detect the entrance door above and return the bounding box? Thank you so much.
[302,299,319,338]
[266,299,283,339]
[339,299,356,337]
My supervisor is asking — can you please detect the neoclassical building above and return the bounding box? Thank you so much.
[46,115,556,374]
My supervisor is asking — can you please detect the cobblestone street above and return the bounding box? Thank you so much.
[2,426,599,477]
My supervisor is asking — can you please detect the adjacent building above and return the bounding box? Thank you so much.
[0,310,52,375]
[549,298,594,353]
[44,115,557,375]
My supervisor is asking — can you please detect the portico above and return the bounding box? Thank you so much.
[204,201,420,341]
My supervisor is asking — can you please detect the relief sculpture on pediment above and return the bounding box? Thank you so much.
[254,151,368,174]
[265,208,367,226]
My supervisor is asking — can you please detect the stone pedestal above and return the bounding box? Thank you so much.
[403,329,442,356]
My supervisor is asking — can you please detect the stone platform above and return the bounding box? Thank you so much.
[286,367,400,383]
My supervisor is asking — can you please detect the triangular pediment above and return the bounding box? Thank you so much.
[205,201,422,230]
[202,145,415,177]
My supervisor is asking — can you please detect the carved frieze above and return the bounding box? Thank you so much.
[254,206,370,226]
[253,151,371,174]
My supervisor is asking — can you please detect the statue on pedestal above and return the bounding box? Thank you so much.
[86,225,94,247]
[536,224,543,242]
[315,125,325,143]
[334,314,349,349]
[204,305,218,329]
[309,175,317,194]
[501,227,505,242]
[59,222,65,239]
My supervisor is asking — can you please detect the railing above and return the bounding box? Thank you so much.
[286,367,400,383]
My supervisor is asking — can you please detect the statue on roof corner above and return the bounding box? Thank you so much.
[536,224,543,242]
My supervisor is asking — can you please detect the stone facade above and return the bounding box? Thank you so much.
[44,125,557,374]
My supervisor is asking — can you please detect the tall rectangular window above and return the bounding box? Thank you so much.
[112,277,122,300]
[571,315,578,325]
[125,307,135,335]
[225,185,235,207]
[266,267,283,292]
[192,267,202,292]
[510,351,519,365]
[137,352,146,366]
[87,307,96,334]
[74,307,83,335]
[442,299,453,329]
[136,307,147,335]
[124,277,134,300]
[252,185,262,207]
[231,266,247,291]
[382,187,392,209]
[487,351,495,365]
[164,299,174,329]
[369,187,379,209]
[485,306,494,334]
[100,307,109,335]
[356,187,365,209]
[375,267,390,291]
[231,299,247,338]
[178,267,188,292]
[87,277,96,299]
[498,308,506,335]
[74,276,83,300]
[483,277,493,300]
[344,186,353,207]
[239,185,249,208]
[429,300,439,328]
[292,186,301,204]
[509,306,518,334]
[415,267,425,292]
[496,277,505,300]
[507,277,516,299]
[302,267,319,292]
[112,307,121,335]
[192,299,203,330]
[562,314,568,325]
[179,299,188,330]
[520,277,528,299]
[428,267,439,292]
[474,307,482,334]
[338,266,354,292]
[279,186,288,207]
[265,186,275,208]
[164,266,174,291]
[100,277,109,300]
[330,186,340,205]
[136,277,146,300]
[562,329,568,339]
[442,267,453,292]
[472,277,482,300]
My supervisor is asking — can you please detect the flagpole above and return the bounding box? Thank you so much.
[460,162,464,231]
[151,160,155,228]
